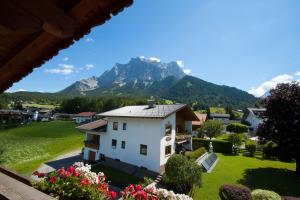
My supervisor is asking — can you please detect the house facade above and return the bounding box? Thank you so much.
[74,112,97,124]
[77,104,198,173]
[244,108,266,132]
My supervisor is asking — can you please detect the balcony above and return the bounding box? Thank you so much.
[175,132,192,144]
[84,140,99,150]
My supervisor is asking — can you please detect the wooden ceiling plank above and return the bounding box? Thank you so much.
[10,0,79,39]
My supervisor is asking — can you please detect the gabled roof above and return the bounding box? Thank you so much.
[76,119,107,131]
[192,112,207,126]
[97,104,189,119]
[75,112,97,117]
[0,0,133,93]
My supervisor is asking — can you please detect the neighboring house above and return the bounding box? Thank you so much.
[192,112,207,136]
[74,112,97,124]
[38,109,52,121]
[0,109,33,125]
[76,103,199,173]
[243,108,266,132]
[210,113,230,123]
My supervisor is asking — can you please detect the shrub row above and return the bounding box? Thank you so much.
[219,184,300,200]
[193,138,232,154]
[186,147,207,160]
[226,123,248,133]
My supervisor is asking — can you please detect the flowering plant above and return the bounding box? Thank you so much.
[33,162,116,200]
[121,184,193,200]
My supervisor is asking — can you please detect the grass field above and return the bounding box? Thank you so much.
[22,103,58,109]
[92,164,141,189]
[193,154,299,200]
[210,107,226,114]
[0,121,84,176]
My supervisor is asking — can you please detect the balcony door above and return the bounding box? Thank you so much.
[89,151,96,162]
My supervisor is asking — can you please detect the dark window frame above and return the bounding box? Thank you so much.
[123,123,127,130]
[121,141,126,149]
[140,144,147,155]
[165,145,172,156]
[112,139,117,149]
[113,122,118,130]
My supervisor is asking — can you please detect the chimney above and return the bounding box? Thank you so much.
[147,100,156,109]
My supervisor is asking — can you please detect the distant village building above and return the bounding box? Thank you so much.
[37,109,52,122]
[74,112,97,124]
[243,108,266,132]
[210,113,230,123]
[0,110,33,125]
[76,103,199,173]
[192,112,207,136]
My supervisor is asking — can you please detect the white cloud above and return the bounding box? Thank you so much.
[295,71,300,76]
[17,89,26,92]
[176,60,185,68]
[85,64,94,70]
[183,69,192,75]
[85,38,94,43]
[5,89,12,93]
[149,57,161,62]
[139,56,145,59]
[248,74,294,97]
[45,64,75,75]
[63,57,69,61]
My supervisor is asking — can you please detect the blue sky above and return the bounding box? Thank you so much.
[8,0,300,97]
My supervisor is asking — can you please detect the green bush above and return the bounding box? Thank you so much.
[186,147,207,160]
[163,154,202,194]
[263,141,278,159]
[219,184,252,200]
[226,123,248,133]
[252,189,281,200]
[245,140,257,157]
[193,138,232,154]
[229,133,243,154]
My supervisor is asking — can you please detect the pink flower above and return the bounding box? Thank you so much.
[135,184,143,191]
[48,176,57,183]
[80,178,90,187]
[136,190,147,200]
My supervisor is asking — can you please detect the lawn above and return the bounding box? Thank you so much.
[193,153,299,200]
[0,121,84,176]
[209,107,226,114]
[22,103,58,109]
[92,164,141,189]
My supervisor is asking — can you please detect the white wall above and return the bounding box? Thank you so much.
[159,114,176,169]
[98,117,164,173]
[245,113,262,131]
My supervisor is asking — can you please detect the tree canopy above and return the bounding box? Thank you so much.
[257,82,300,175]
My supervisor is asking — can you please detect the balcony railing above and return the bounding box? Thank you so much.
[84,140,99,149]
[175,132,192,144]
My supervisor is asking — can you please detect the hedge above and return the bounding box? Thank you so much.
[226,123,248,133]
[193,138,232,154]
[219,184,252,200]
[186,147,207,160]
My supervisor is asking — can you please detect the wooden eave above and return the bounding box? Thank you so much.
[0,0,133,93]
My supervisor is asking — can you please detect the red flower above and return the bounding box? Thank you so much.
[37,172,45,178]
[80,178,90,187]
[136,190,147,200]
[67,166,75,173]
[109,191,117,199]
[57,168,65,176]
[135,184,143,191]
[49,176,57,183]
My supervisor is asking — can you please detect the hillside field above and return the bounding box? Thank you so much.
[0,121,84,176]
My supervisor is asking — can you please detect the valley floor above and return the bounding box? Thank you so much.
[0,121,84,176]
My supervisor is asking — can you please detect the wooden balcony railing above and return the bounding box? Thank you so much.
[175,132,192,143]
[84,140,99,149]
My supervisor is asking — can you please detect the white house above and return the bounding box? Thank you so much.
[74,112,97,124]
[76,103,199,173]
[244,108,266,132]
